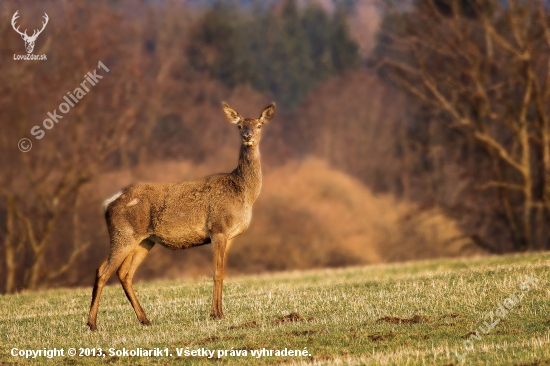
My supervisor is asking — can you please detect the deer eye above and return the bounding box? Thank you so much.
[257,124,262,129]
[238,125,242,129]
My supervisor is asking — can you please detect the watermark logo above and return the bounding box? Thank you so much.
[12,10,48,61]
[452,274,540,362]
[17,60,110,152]
[18,138,32,153]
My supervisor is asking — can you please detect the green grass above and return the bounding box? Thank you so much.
[1,253,549,365]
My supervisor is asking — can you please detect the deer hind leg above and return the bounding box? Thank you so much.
[117,239,155,326]
[87,236,141,331]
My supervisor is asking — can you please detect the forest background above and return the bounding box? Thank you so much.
[2,0,549,293]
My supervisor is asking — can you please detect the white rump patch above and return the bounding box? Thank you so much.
[102,191,123,212]
[126,198,139,207]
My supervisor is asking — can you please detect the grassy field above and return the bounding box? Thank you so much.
[0,253,549,365]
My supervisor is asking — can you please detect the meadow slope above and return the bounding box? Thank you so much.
[0,253,549,365]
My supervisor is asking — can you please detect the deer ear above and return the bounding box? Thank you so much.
[222,102,242,124]
[260,103,276,124]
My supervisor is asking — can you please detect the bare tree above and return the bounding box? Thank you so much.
[377,0,550,251]
[0,1,140,292]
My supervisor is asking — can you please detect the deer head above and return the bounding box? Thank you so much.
[12,11,49,54]
[222,102,276,148]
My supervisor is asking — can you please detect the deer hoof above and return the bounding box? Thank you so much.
[87,322,97,332]
[210,313,224,320]
[141,319,151,326]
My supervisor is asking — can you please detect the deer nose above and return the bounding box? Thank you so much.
[243,133,252,141]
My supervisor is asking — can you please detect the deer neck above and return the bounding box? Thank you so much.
[232,144,262,203]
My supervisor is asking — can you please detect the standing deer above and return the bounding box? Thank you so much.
[87,102,275,331]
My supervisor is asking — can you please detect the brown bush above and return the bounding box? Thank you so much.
[72,157,484,286]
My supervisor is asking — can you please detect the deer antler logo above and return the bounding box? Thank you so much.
[11,10,49,54]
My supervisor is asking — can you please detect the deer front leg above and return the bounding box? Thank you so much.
[210,233,228,319]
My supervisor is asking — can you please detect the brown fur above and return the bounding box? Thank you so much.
[87,102,275,331]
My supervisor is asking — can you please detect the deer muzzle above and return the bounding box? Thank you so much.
[242,133,254,146]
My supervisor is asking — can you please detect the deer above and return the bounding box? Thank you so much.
[87,102,275,331]
[11,10,49,54]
